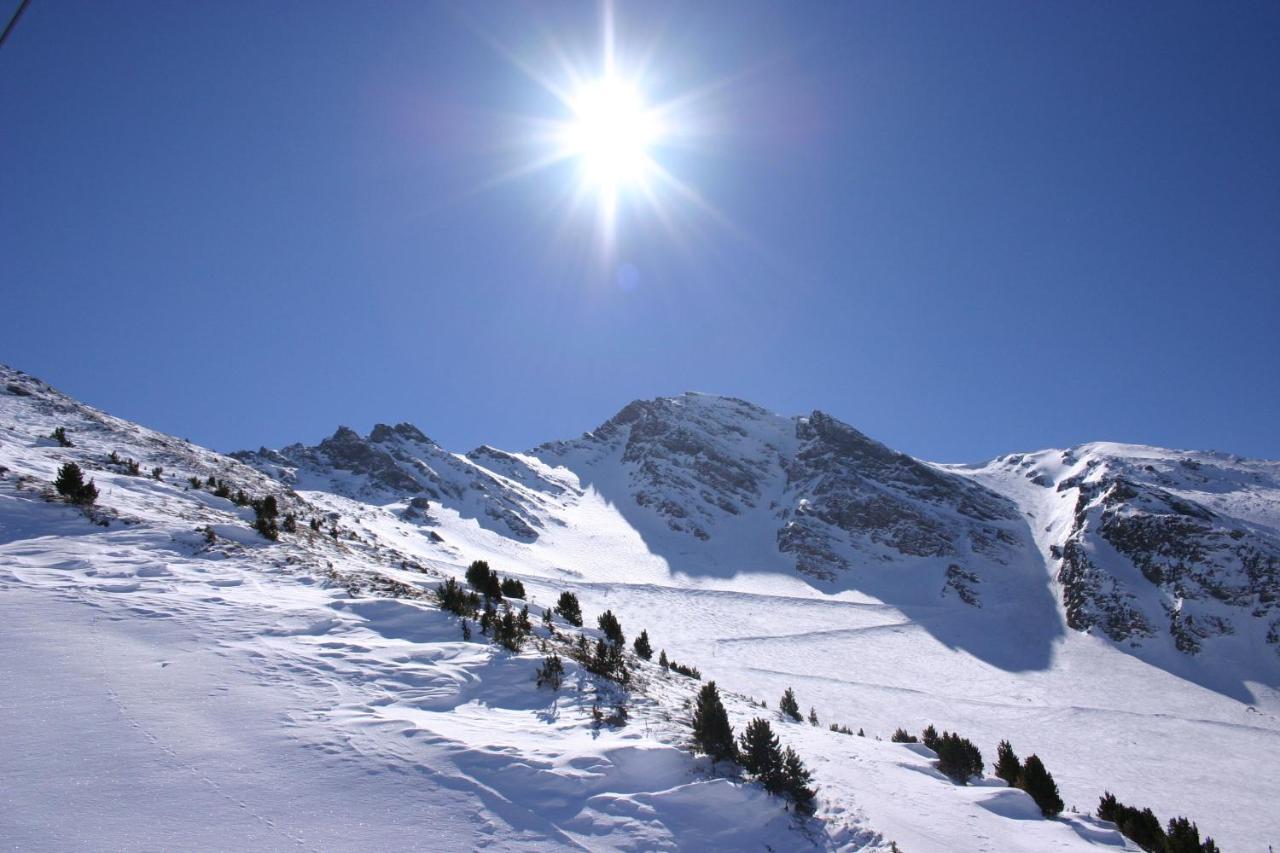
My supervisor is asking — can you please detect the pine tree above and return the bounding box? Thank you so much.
[738,718,785,793]
[500,577,526,599]
[597,610,624,646]
[1164,817,1218,853]
[494,606,526,652]
[691,681,736,763]
[781,746,816,814]
[466,560,492,590]
[1098,795,1165,853]
[633,629,653,660]
[891,728,917,743]
[50,427,72,447]
[555,591,583,626]
[585,637,628,683]
[435,578,479,616]
[54,462,97,505]
[535,653,564,689]
[658,649,669,669]
[253,495,279,540]
[994,740,1022,787]
[778,687,801,722]
[808,707,819,727]
[1018,754,1063,817]
[935,732,983,784]
[921,724,939,750]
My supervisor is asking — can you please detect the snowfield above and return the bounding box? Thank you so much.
[2,366,1274,851]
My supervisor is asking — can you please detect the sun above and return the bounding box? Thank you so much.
[468,0,732,260]
[562,76,661,191]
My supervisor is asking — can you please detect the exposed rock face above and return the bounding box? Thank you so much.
[977,445,1280,658]
[537,394,1027,585]
[779,412,1022,579]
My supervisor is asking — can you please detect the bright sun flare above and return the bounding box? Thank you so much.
[481,1,725,259]
[563,76,660,190]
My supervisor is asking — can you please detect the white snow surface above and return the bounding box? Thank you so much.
[2,367,1275,851]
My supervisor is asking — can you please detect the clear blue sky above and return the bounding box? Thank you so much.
[2,1,1277,461]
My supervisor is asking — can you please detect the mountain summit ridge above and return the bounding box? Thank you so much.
[227,388,1280,678]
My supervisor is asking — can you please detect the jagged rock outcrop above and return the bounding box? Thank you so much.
[537,394,1027,585]
[234,422,554,542]
[974,444,1280,658]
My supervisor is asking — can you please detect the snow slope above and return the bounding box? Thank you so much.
[3,365,1273,850]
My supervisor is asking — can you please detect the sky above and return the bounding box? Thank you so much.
[2,1,1278,462]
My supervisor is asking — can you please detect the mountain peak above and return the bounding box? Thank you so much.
[369,422,432,445]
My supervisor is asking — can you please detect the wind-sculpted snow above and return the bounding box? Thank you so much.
[5,363,1280,850]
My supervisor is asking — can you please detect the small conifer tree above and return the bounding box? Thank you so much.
[500,577,526,599]
[935,732,983,784]
[778,687,802,722]
[54,462,98,505]
[739,717,785,793]
[891,728,918,743]
[1018,754,1063,817]
[253,495,279,541]
[465,560,492,590]
[781,746,817,814]
[1164,817,1218,853]
[535,653,564,690]
[597,610,624,646]
[555,590,583,626]
[658,649,669,669]
[50,427,72,447]
[921,724,939,750]
[994,740,1022,787]
[633,629,653,660]
[691,681,736,763]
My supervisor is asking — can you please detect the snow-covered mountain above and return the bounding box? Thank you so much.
[4,364,1275,851]
[237,391,1280,681]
